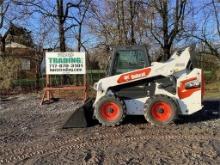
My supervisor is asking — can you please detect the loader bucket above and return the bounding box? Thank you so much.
[63,98,95,128]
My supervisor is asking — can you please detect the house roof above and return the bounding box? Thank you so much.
[3,42,37,60]
[5,42,29,49]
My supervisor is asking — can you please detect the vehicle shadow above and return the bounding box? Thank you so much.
[122,100,220,125]
[176,100,220,124]
[122,115,146,125]
[63,100,220,128]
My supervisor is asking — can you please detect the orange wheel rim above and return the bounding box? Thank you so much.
[150,102,172,122]
[100,102,120,121]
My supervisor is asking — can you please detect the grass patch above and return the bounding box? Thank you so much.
[205,81,220,99]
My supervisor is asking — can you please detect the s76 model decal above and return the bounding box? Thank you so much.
[117,68,151,84]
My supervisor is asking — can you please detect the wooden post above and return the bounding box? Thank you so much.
[46,74,50,101]
[83,74,87,102]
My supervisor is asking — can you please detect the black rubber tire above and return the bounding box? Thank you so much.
[144,95,178,125]
[94,96,126,126]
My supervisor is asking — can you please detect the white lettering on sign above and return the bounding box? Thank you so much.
[46,52,86,75]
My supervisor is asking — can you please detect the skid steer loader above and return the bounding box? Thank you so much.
[63,46,205,128]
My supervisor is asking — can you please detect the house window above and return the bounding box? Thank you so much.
[21,58,31,70]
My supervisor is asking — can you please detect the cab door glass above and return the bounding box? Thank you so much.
[113,50,146,75]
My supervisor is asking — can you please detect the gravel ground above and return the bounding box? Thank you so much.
[0,93,220,165]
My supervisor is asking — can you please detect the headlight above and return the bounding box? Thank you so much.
[93,82,103,91]
[97,82,103,91]
[185,79,200,89]
[93,82,97,90]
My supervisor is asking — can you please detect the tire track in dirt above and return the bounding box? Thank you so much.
[0,130,219,164]
[0,96,219,164]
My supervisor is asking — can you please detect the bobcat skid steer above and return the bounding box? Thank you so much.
[63,46,205,128]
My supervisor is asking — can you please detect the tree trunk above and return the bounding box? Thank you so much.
[75,23,82,85]
[120,0,127,44]
[1,37,5,53]
[78,23,82,52]
[162,1,170,61]
[59,22,66,52]
[35,61,41,91]
[57,0,68,84]
[129,0,135,44]
[163,44,171,61]
[116,0,122,44]
[57,0,66,52]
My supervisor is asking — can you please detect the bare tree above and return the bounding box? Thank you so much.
[73,0,92,51]
[188,0,220,57]
[0,0,10,53]
[13,0,83,52]
[89,0,146,48]
[144,0,188,61]
[201,0,220,57]
[212,0,220,37]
